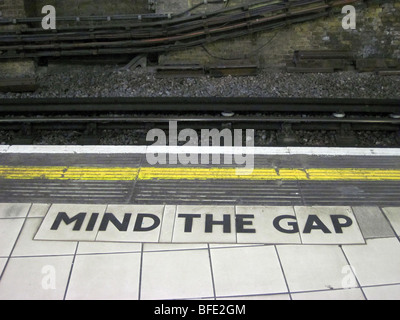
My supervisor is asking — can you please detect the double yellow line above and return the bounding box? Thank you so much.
[1,166,400,181]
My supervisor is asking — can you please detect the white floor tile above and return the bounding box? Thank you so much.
[363,284,400,300]
[143,243,207,252]
[0,256,73,300]
[141,249,214,300]
[217,293,291,300]
[12,218,77,257]
[77,241,142,255]
[277,244,351,292]
[0,219,24,257]
[211,246,287,297]
[0,203,31,219]
[0,258,7,275]
[292,288,365,300]
[343,238,400,286]
[352,207,394,239]
[65,253,141,300]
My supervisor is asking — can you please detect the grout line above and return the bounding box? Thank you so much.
[63,242,79,300]
[207,244,217,300]
[348,206,367,244]
[0,203,32,281]
[378,207,400,242]
[361,282,400,290]
[156,205,165,243]
[292,206,304,245]
[339,244,367,300]
[234,206,238,244]
[274,245,292,300]
[138,243,144,301]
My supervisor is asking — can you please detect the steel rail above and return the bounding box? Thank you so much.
[0,115,399,124]
[0,97,398,113]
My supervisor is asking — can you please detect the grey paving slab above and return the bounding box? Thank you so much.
[352,207,395,239]
[0,203,31,219]
[382,208,400,237]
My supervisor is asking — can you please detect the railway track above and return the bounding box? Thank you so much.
[0,97,399,146]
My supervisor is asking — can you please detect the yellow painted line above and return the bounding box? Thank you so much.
[0,166,400,181]
[0,166,139,181]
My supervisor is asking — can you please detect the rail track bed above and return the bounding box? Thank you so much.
[0,97,398,147]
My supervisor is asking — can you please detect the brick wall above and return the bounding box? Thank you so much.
[32,0,149,16]
[0,0,398,66]
[0,0,25,18]
[158,1,400,67]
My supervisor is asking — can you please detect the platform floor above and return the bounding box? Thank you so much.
[0,146,400,300]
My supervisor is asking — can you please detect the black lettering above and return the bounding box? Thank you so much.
[133,214,161,232]
[236,215,256,233]
[178,214,201,232]
[303,215,332,234]
[205,214,231,233]
[86,213,99,231]
[99,213,131,232]
[273,215,299,234]
[51,212,86,231]
[331,215,353,233]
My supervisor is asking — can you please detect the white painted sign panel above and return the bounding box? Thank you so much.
[35,204,365,245]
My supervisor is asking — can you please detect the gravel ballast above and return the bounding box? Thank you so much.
[0,65,399,99]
